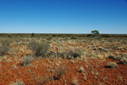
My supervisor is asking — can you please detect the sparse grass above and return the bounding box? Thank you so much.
[91,54,99,58]
[36,66,67,84]
[0,34,127,85]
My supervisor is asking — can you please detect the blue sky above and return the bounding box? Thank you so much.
[0,0,127,33]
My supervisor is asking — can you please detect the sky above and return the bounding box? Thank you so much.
[0,0,127,34]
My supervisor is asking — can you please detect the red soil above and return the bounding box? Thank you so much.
[0,57,127,85]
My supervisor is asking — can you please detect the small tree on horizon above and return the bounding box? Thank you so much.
[91,30,100,35]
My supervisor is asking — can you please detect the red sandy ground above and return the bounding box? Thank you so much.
[0,56,127,85]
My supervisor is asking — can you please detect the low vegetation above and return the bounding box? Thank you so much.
[0,34,127,85]
[71,78,79,85]
[0,40,11,56]
[108,56,121,60]
[78,66,85,73]
[28,40,50,57]
[53,66,67,80]
[119,57,127,64]
[105,62,118,68]
[10,80,25,85]
[21,56,33,66]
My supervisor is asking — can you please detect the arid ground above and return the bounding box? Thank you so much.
[0,34,127,85]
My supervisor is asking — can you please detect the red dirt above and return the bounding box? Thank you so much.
[0,57,127,85]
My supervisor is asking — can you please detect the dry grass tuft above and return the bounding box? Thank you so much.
[119,57,127,64]
[105,62,118,68]
[53,66,67,80]
[10,80,25,85]
[21,56,33,66]
[71,78,79,85]
[28,40,50,57]
[0,40,11,56]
